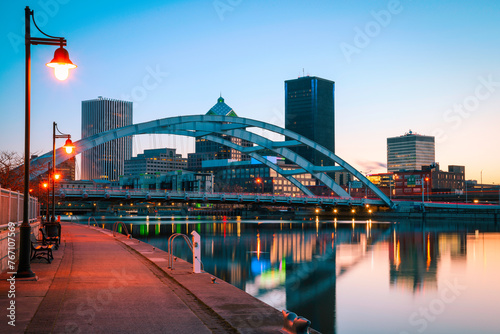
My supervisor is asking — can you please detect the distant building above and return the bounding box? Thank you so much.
[81,96,133,181]
[124,148,187,176]
[188,96,252,170]
[285,76,335,166]
[200,157,316,196]
[120,170,213,193]
[387,131,435,172]
[33,155,75,181]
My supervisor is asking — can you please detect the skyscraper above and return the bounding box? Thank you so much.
[285,76,335,166]
[387,131,435,172]
[81,96,133,181]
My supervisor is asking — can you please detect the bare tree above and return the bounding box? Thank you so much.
[0,151,24,191]
[0,151,48,193]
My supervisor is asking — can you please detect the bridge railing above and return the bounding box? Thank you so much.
[0,186,39,227]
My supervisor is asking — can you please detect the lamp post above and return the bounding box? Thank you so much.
[16,6,76,279]
[51,122,74,222]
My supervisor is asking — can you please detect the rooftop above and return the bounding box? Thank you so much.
[206,96,237,116]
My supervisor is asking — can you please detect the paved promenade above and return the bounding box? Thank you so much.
[0,222,289,333]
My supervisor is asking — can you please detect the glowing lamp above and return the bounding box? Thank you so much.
[63,138,75,154]
[46,47,77,81]
[42,182,48,188]
[54,173,61,180]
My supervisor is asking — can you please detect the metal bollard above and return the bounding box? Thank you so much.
[280,310,311,334]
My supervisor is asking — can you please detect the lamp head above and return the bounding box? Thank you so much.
[46,46,77,81]
[63,138,75,154]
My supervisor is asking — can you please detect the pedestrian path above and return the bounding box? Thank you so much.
[0,222,286,333]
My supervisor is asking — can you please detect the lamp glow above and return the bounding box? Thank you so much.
[63,138,75,154]
[46,46,77,81]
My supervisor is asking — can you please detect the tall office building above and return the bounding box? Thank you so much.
[387,131,435,172]
[285,76,335,166]
[81,97,133,181]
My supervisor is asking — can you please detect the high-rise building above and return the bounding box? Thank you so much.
[387,131,435,172]
[124,148,187,176]
[81,96,133,181]
[285,76,335,166]
[188,96,252,170]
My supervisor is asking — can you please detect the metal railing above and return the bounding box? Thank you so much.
[167,233,203,272]
[112,221,130,237]
[88,216,98,227]
[0,186,39,226]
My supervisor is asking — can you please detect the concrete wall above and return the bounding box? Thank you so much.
[0,221,41,273]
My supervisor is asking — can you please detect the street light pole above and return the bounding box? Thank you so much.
[51,122,74,222]
[16,6,76,279]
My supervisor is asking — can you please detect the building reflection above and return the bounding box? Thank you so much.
[106,219,392,334]
[389,226,467,293]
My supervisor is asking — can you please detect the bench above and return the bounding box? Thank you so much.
[40,227,59,249]
[31,234,54,263]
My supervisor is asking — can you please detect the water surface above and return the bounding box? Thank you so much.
[83,216,500,334]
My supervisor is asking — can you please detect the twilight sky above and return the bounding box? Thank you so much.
[1,0,499,183]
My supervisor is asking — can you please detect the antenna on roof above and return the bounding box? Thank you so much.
[303,68,305,77]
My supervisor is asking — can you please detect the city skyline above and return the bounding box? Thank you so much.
[1,1,499,184]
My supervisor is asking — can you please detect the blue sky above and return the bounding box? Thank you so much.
[1,0,499,183]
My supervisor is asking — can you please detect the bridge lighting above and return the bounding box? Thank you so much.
[315,208,320,214]
[46,46,77,81]
[333,208,338,214]
[351,208,355,214]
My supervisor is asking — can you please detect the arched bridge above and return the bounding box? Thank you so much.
[31,115,396,209]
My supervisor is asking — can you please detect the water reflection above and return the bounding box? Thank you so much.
[93,218,500,334]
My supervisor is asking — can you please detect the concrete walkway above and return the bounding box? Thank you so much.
[0,222,287,334]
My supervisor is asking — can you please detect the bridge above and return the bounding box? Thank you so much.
[58,188,384,207]
[30,114,396,207]
[29,115,500,212]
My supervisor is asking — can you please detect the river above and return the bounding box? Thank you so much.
[75,216,500,334]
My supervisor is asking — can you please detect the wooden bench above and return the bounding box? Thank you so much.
[30,234,54,263]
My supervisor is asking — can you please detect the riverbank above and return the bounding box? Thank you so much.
[0,222,319,333]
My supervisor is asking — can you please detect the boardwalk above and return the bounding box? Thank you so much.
[0,222,288,334]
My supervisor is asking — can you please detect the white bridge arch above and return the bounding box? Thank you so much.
[31,115,395,208]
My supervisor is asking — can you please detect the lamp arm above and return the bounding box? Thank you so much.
[54,123,71,138]
[30,9,65,40]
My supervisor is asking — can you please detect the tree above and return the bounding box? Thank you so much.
[0,151,48,193]
[0,151,24,191]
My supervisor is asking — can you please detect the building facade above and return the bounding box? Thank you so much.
[120,170,213,193]
[124,148,187,176]
[387,131,435,172]
[200,157,316,196]
[81,97,133,181]
[285,76,335,166]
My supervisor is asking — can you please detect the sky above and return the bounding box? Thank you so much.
[1,0,499,183]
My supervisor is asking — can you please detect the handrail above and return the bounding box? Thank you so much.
[112,221,130,237]
[88,216,98,227]
[167,233,204,272]
[69,215,79,224]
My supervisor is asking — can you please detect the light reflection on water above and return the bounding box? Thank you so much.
[93,217,500,334]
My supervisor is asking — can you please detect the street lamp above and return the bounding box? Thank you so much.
[51,122,74,222]
[16,6,76,279]
[255,177,263,194]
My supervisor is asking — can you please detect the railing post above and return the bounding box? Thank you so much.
[191,231,201,274]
